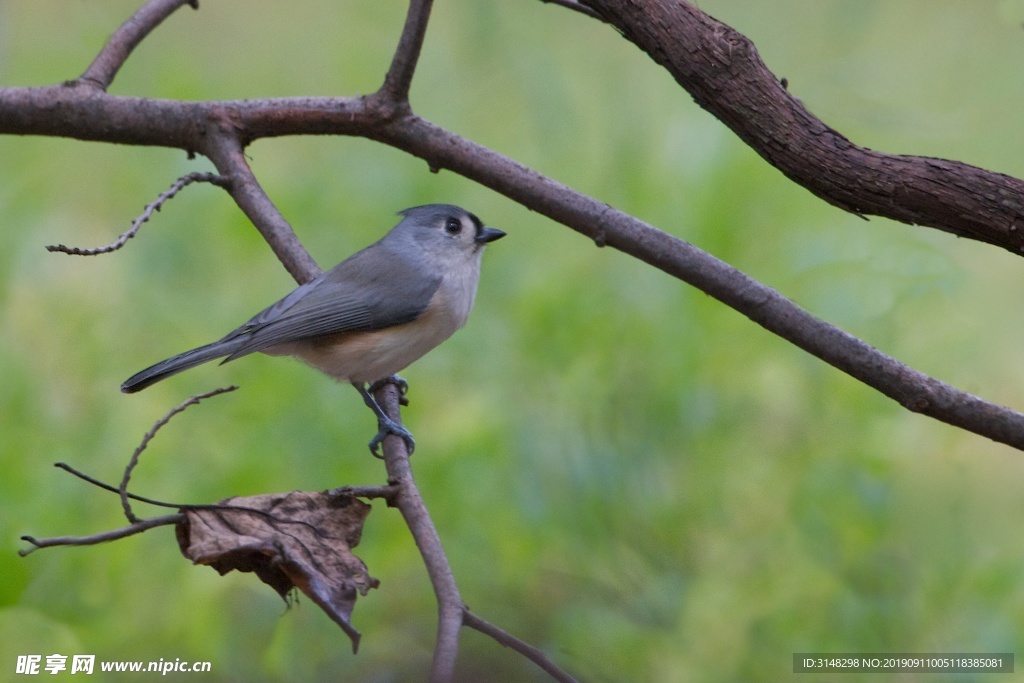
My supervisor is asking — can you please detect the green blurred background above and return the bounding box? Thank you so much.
[4,1,1024,681]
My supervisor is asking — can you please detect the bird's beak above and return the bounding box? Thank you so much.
[476,227,506,244]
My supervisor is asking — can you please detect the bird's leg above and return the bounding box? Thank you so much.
[353,381,415,458]
[369,374,409,406]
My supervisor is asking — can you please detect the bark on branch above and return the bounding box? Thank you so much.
[373,381,463,683]
[582,0,1024,253]
[78,0,199,91]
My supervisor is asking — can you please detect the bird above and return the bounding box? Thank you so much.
[121,204,505,455]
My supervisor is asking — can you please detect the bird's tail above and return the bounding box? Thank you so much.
[120,338,244,393]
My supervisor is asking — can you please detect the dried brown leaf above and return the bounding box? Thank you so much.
[176,490,378,651]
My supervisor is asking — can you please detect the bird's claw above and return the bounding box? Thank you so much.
[355,379,415,457]
[368,417,416,459]
[369,374,409,405]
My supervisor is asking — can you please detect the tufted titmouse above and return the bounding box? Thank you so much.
[121,204,505,454]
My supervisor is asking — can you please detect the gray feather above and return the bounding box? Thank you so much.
[224,242,441,359]
[121,234,442,393]
[120,337,247,393]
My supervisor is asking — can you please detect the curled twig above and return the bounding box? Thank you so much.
[46,172,228,256]
[119,386,239,523]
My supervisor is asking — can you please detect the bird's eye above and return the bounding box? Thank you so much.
[444,218,462,235]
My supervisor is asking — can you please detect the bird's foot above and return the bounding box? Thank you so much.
[354,380,415,458]
[367,417,416,459]
[369,374,409,406]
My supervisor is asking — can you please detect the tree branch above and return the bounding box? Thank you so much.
[8,1,1024,255]
[0,87,388,145]
[55,462,188,509]
[538,0,605,22]
[373,114,1024,451]
[202,130,322,284]
[463,608,579,683]
[331,484,401,503]
[78,0,198,91]
[581,0,1024,254]
[378,0,435,105]
[19,515,183,557]
[373,381,463,682]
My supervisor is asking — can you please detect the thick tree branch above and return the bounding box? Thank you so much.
[0,88,378,148]
[0,86,205,145]
[581,0,1024,254]
[79,0,198,91]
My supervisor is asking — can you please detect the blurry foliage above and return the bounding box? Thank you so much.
[4,1,1024,681]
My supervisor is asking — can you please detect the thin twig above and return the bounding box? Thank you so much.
[463,609,579,683]
[373,380,463,683]
[539,0,605,21]
[57,461,343,529]
[46,172,228,256]
[379,0,435,104]
[119,386,238,523]
[54,462,256,513]
[202,131,321,284]
[19,514,183,557]
[56,462,183,508]
[330,484,401,503]
[78,0,199,91]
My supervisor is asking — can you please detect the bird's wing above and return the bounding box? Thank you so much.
[221,246,442,361]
